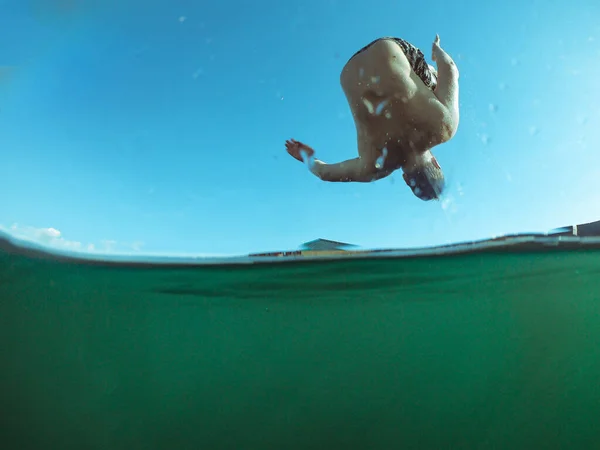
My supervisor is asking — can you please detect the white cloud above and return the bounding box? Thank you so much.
[130,241,144,252]
[0,224,230,258]
[0,223,139,255]
[2,223,83,251]
[100,239,117,252]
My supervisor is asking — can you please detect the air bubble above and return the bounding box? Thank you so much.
[529,126,539,136]
[488,104,498,113]
[481,134,490,145]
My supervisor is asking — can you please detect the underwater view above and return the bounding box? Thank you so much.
[1,0,600,448]
[2,233,600,449]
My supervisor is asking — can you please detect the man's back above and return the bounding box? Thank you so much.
[340,38,454,169]
[285,34,459,201]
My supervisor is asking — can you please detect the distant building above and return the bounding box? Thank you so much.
[549,220,600,237]
[249,221,600,259]
[249,238,359,258]
[300,239,358,252]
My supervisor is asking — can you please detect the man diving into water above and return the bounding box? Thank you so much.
[285,35,459,201]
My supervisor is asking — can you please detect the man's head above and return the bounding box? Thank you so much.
[402,152,445,201]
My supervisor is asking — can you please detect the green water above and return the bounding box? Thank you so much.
[2,247,600,449]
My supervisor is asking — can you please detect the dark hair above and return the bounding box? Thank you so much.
[404,160,445,201]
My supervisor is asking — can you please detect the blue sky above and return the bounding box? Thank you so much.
[1,0,599,255]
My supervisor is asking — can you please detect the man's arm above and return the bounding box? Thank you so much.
[310,157,389,183]
[285,138,391,183]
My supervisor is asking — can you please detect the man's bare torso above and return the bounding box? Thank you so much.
[340,39,454,172]
[284,34,459,191]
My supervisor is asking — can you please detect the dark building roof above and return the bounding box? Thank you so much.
[252,221,600,259]
[550,220,600,237]
[300,239,357,251]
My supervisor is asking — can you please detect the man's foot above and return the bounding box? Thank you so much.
[432,34,443,62]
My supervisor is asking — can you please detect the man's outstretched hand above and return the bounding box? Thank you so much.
[285,139,315,163]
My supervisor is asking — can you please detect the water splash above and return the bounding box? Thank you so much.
[375,147,388,169]
[441,195,457,212]
[300,150,315,170]
[375,99,390,115]
[362,97,390,116]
